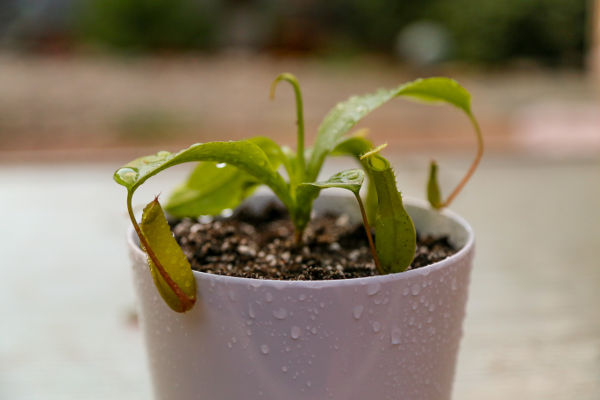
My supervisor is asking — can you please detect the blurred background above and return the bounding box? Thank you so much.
[0,0,598,399]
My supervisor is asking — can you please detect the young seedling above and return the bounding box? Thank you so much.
[114,74,483,312]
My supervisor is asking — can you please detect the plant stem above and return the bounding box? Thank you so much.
[294,92,305,182]
[126,193,195,310]
[354,192,384,275]
[270,73,305,182]
[440,115,484,207]
[294,228,304,247]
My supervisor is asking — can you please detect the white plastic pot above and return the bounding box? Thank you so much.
[127,195,474,400]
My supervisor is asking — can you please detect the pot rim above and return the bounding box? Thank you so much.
[127,197,474,288]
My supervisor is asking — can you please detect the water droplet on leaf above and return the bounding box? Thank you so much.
[115,167,139,186]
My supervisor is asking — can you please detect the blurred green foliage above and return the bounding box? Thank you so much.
[317,0,586,65]
[77,0,218,51]
[429,0,587,65]
[74,0,587,65]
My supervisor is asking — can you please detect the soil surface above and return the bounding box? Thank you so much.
[171,202,456,280]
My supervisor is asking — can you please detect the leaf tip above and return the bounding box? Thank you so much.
[427,160,443,209]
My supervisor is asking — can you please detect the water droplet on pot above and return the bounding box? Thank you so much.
[372,321,381,333]
[299,294,306,301]
[265,292,273,302]
[282,366,288,373]
[451,277,458,291]
[260,344,270,354]
[306,381,312,388]
[291,326,301,339]
[391,328,402,345]
[411,283,421,296]
[272,307,287,320]
[248,304,256,319]
[366,282,381,296]
[310,326,317,335]
[353,305,364,320]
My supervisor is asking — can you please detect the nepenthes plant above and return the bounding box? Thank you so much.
[114,73,483,312]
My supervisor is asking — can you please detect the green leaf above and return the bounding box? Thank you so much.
[114,140,293,211]
[250,136,289,170]
[363,153,416,273]
[427,160,442,209]
[307,77,476,182]
[165,163,261,217]
[298,168,364,196]
[164,137,285,218]
[295,169,365,234]
[140,198,196,313]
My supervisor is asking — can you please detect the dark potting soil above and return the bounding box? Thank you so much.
[171,202,457,280]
